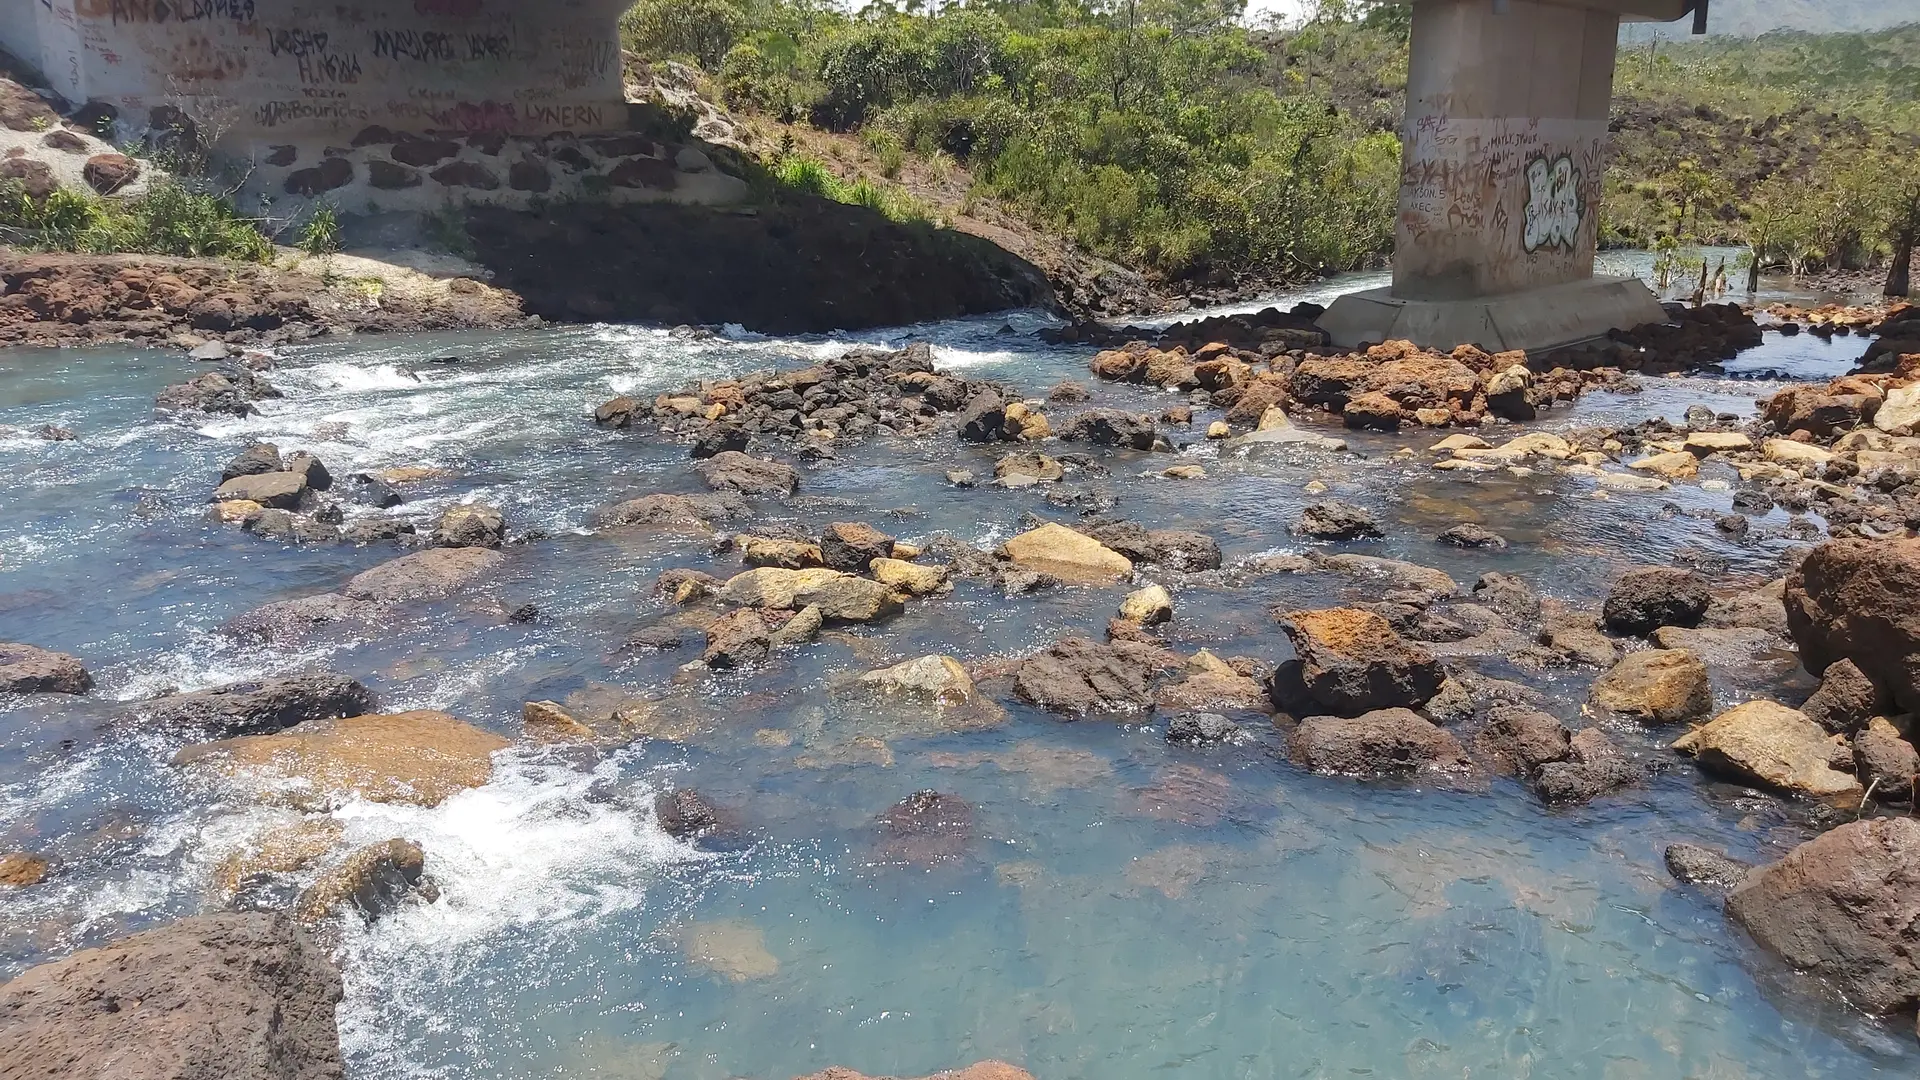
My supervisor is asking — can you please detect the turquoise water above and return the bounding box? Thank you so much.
[0,269,1908,1078]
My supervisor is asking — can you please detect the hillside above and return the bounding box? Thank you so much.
[1622,0,1918,38]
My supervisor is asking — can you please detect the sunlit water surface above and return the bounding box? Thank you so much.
[0,265,1909,1079]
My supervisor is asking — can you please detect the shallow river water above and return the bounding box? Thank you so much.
[1,264,1911,1079]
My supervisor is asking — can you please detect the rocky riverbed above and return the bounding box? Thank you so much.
[2,283,1918,1079]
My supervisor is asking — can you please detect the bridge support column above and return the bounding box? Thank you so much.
[1319,0,1688,352]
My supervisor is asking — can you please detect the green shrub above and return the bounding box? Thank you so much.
[622,0,747,69]
[0,177,272,261]
[299,204,342,257]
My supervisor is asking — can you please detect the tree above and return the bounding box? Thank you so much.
[1738,173,1798,292]
[1880,162,1920,297]
[623,0,748,69]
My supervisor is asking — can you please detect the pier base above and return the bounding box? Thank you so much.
[1316,275,1668,352]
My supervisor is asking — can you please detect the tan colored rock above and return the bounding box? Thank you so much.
[1597,470,1670,492]
[1763,439,1835,467]
[1119,584,1173,625]
[208,498,263,524]
[680,919,779,982]
[870,557,949,596]
[857,654,1002,724]
[1684,431,1753,456]
[293,838,430,923]
[208,818,344,901]
[1590,649,1713,724]
[371,465,454,484]
[1205,421,1231,439]
[1873,384,1920,436]
[1629,451,1700,479]
[1429,433,1490,453]
[719,566,847,609]
[741,537,824,569]
[1162,464,1206,480]
[172,710,508,808]
[1001,523,1132,583]
[522,700,598,743]
[0,851,50,887]
[1672,701,1862,798]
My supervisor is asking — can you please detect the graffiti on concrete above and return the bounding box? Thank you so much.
[1521,153,1584,254]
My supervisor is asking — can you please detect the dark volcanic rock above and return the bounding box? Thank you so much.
[1289,708,1469,777]
[1800,658,1888,735]
[694,452,799,497]
[1167,712,1240,743]
[1083,521,1223,571]
[222,442,283,481]
[0,912,343,1080]
[655,789,722,838]
[956,390,1008,442]
[121,673,374,738]
[1012,636,1175,714]
[1664,843,1753,895]
[1437,523,1508,549]
[876,790,974,866]
[690,425,749,459]
[0,642,93,695]
[220,594,384,644]
[156,369,280,417]
[1061,409,1159,450]
[1603,567,1711,636]
[819,521,895,573]
[1726,816,1920,1016]
[596,492,749,529]
[1785,537,1920,715]
[1277,608,1443,717]
[341,548,503,604]
[1294,500,1382,541]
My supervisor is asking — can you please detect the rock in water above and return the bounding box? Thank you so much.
[1274,608,1442,717]
[876,790,974,866]
[0,912,343,1080]
[1726,817,1920,1016]
[1588,649,1712,724]
[1664,843,1752,895]
[795,1064,1035,1080]
[1603,567,1711,636]
[1167,712,1240,742]
[1854,716,1919,802]
[433,503,505,548]
[1000,523,1133,583]
[1437,523,1507,549]
[1785,537,1920,715]
[120,673,375,738]
[1118,584,1173,625]
[1671,700,1862,798]
[1800,658,1887,734]
[1289,708,1468,777]
[172,710,509,808]
[1012,636,1173,714]
[819,521,895,572]
[341,547,504,603]
[1294,500,1383,540]
[0,643,93,694]
[294,838,432,923]
[694,451,800,496]
[221,442,282,480]
[655,789,722,838]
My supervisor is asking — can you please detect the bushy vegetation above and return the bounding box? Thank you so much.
[0,177,273,262]
[628,0,1403,285]
[768,152,936,223]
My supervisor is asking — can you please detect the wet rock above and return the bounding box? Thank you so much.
[341,547,504,604]
[1289,708,1469,777]
[1276,608,1443,717]
[220,594,384,644]
[1012,636,1173,714]
[740,537,824,569]
[156,369,279,416]
[718,568,903,623]
[1589,649,1713,724]
[172,710,509,809]
[690,425,749,459]
[956,389,1008,441]
[876,790,974,865]
[0,851,50,887]
[1294,500,1382,541]
[121,673,375,738]
[1167,711,1240,742]
[1665,843,1753,894]
[1437,523,1508,549]
[1083,522,1223,572]
[795,1063,1036,1080]
[1342,390,1404,430]
[870,557,949,596]
[994,450,1063,483]
[214,470,308,510]
[655,789,721,837]
[1704,586,1789,634]
[294,838,431,924]
[694,451,799,496]
[1313,553,1458,596]
[819,521,895,572]
[1671,700,1861,798]
[433,503,505,549]
[1785,537,1920,714]
[1726,816,1920,1016]
[0,913,343,1080]
[703,609,773,668]
[222,442,282,480]
[1475,708,1571,775]
[1603,567,1711,636]
[679,919,779,982]
[597,491,748,529]
[521,700,599,742]
[1853,716,1919,802]
[1000,523,1133,583]
[283,453,332,492]
[1422,669,1543,725]
[945,469,977,488]
[1119,584,1173,626]
[1533,728,1644,804]
[242,509,340,544]
[1060,408,1159,450]
[1471,572,1541,623]
[861,655,975,704]
[1538,614,1619,667]
[1155,665,1269,713]
[0,642,92,694]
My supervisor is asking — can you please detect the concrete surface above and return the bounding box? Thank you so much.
[1318,275,1670,352]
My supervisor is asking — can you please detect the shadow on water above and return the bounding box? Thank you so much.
[0,261,1910,1078]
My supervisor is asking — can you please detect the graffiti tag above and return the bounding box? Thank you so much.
[1521,154,1584,254]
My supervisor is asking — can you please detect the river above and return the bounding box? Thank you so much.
[0,260,1909,1078]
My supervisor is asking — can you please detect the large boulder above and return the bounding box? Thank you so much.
[1602,567,1711,636]
[1671,700,1862,798]
[1001,523,1133,583]
[432,503,505,548]
[0,643,92,694]
[694,451,799,496]
[121,673,375,738]
[0,913,343,1080]
[1273,608,1442,717]
[819,521,895,572]
[172,710,509,808]
[1059,409,1158,450]
[1589,649,1712,724]
[213,470,308,510]
[1726,816,1920,1016]
[1785,538,1920,714]
[340,547,503,604]
[1289,708,1469,777]
[1012,636,1174,714]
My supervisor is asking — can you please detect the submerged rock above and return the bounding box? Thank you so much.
[1533,728,1644,805]
[1274,608,1443,717]
[0,912,343,1080]
[1664,843,1752,895]
[1589,649,1712,724]
[0,642,93,695]
[1726,816,1920,1017]
[0,851,50,887]
[1671,700,1861,798]
[876,790,974,866]
[1082,521,1223,571]
[1012,636,1174,714]
[655,789,723,838]
[294,838,433,924]
[793,1064,1036,1080]
[1289,708,1468,777]
[172,710,509,809]
[120,673,375,738]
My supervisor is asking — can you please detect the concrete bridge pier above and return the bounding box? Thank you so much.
[1319,0,1702,353]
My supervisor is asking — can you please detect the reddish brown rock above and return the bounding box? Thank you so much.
[81,153,140,194]
[1785,538,1920,714]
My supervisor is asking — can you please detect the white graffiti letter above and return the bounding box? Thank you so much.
[1522,154,1584,254]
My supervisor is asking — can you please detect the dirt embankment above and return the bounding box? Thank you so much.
[0,251,529,350]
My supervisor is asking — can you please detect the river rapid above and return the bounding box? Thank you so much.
[1,260,1910,1079]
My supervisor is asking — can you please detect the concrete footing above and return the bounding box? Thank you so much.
[1315,275,1669,352]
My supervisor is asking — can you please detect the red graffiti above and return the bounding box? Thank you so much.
[414,0,483,16]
